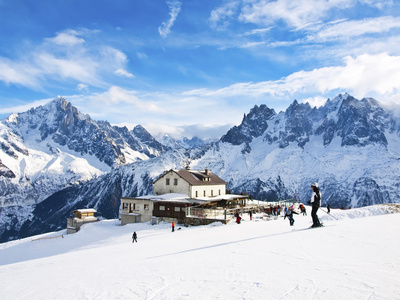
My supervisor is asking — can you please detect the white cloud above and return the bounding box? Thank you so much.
[301,96,327,108]
[158,1,182,38]
[0,98,53,115]
[88,86,163,112]
[239,0,354,29]
[209,1,240,30]
[46,30,85,46]
[0,58,41,88]
[0,29,133,90]
[77,83,88,91]
[115,69,135,78]
[243,27,272,36]
[221,0,394,32]
[37,53,100,84]
[136,52,148,60]
[141,122,233,139]
[183,53,400,104]
[310,16,400,42]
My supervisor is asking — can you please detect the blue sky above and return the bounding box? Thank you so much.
[1,0,400,138]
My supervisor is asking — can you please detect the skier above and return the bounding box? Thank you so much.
[300,204,307,216]
[132,231,137,243]
[283,206,298,226]
[327,204,331,214]
[248,210,253,221]
[300,203,307,216]
[172,221,175,232]
[308,182,322,227]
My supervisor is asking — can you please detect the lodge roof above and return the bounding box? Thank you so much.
[73,208,97,213]
[153,168,227,186]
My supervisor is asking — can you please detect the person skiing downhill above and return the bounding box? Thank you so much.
[284,206,298,226]
[308,183,322,228]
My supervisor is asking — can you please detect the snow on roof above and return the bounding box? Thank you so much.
[74,209,97,213]
[153,169,227,186]
[130,193,192,203]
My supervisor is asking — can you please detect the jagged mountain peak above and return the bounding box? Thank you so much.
[220,94,392,149]
[285,99,312,117]
[221,104,275,146]
[246,104,276,119]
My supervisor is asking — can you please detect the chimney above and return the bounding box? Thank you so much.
[205,168,209,175]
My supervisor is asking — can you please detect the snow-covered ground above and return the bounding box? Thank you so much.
[0,205,399,300]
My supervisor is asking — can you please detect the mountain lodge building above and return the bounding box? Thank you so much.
[153,167,227,198]
[120,167,249,226]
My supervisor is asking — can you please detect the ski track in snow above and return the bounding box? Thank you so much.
[0,205,399,300]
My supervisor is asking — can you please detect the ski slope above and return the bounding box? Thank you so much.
[0,205,399,300]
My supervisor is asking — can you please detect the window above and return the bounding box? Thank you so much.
[203,190,206,197]
[133,203,137,210]
[219,189,221,195]
[174,207,181,212]
[174,178,178,185]
[123,203,129,210]
[195,191,198,197]
[144,204,149,210]
[211,190,214,196]
[166,178,170,185]
[159,206,165,211]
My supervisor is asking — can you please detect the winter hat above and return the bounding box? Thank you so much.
[311,182,318,188]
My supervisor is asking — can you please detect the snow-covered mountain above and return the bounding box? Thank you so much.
[2,93,400,243]
[155,133,215,150]
[195,94,400,208]
[0,97,167,207]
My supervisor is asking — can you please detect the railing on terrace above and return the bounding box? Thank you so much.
[185,199,297,220]
[185,207,228,220]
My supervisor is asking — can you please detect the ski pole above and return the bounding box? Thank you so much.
[319,208,338,220]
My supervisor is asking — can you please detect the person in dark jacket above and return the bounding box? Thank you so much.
[308,182,322,227]
[132,231,137,243]
[284,206,298,226]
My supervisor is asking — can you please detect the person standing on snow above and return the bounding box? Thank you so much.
[132,231,137,243]
[308,182,322,227]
